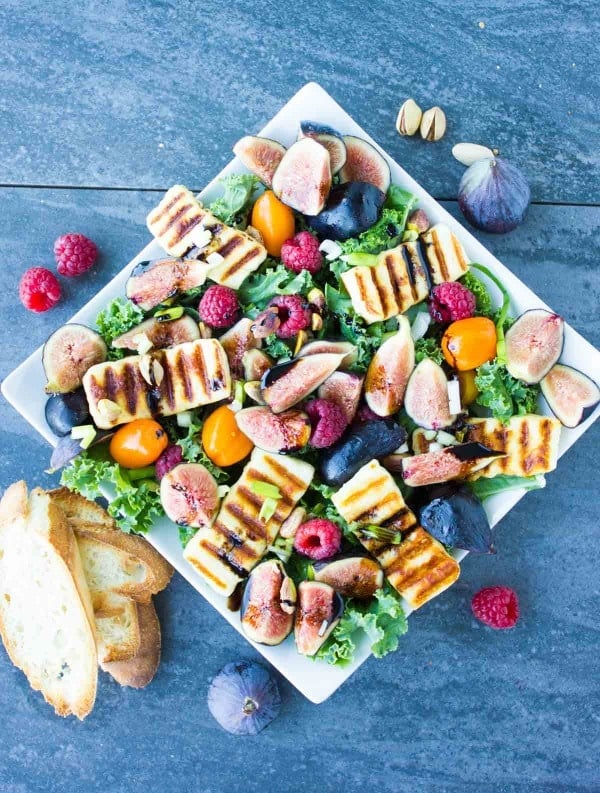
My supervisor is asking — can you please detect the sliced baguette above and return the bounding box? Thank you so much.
[101,600,161,688]
[0,482,97,719]
[93,591,141,663]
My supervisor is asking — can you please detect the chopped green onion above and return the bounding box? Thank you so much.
[127,466,157,481]
[251,481,282,499]
[154,306,184,321]
[217,484,230,499]
[230,380,245,413]
[360,524,403,544]
[70,424,96,450]
[259,497,279,523]
[341,252,379,267]
[176,410,194,428]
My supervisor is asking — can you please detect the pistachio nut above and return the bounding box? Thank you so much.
[420,106,447,142]
[396,98,422,137]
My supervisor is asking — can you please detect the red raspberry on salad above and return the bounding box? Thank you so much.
[294,518,342,560]
[268,294,311,339]
[280,231,323,275]
[155,444,184,480]
[54,233,98,277]
[19,267,62,313]
[471,586,519,629]
[199,285,240,329]
[429,281,476,323]
[305,398,348,448]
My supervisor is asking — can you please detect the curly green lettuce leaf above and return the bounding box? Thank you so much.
[317,586,408,665]
[460,270,494,318]
[414,336,444,365]
[474,359,540,422]
[208,173,260,227]
[238,262,316,309]
[340,205,416,257]
[468,474,546,501]
[178,525,198,547]
[95,298,145,360]
[262,333,292,361]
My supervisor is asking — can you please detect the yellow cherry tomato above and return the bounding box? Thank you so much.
[441,317,497,371]
[202,405,254,467]
[109,418,168,469]
[458,369,480,405]
[250,190,295,256]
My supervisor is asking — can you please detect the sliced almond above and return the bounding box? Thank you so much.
[132,332,153,355]
[246,225,264,244]
[152,359,164,387]
[198,321,212,339]
[311,313,323,332]
[97,399,122,422]
[452,142,495,166]
[139,354,153,386]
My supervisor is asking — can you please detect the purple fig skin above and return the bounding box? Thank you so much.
[207,660,281,735]
[458,157,530,234]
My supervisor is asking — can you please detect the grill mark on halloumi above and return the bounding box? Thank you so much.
[215,236,243,259]
[331,460,409,528]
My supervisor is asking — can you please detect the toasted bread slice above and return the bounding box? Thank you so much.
[101,600,161,688]
[92,590,140,663]
[49,489,174,598]
[0,482,97,719]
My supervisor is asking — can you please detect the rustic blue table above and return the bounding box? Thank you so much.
[1,2,599,792]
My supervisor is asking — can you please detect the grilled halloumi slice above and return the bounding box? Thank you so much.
[331,460,411,527]
[465,415,561,479]
[378,527,460,609]
[184,450,314,596]
[147,185,267,288]
[341,223,470,324]
[83,338,231,429]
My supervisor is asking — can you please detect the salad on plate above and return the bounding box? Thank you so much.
[41,123,599,666]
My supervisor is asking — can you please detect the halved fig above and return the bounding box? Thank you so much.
[401,443,501,487]
[43,324,107,393]
[241,559,296,645]
[313,555,383,599]
[298,120,347,175]
[294,581,344,656]
[365,315,415,416]
[279,506,306,539]
[319,418,406,487]
[540,364,600,428]
[297,339,358,367]
[242,348,273,381]
[271,138,332,216]
[505,309,564,384]
[250,307,281,339]
[233,136,286,188]
[235,406,310,453]
[261,353,345,413]
[126,258,208,311]
[419,484,494,553]
[318,371,364,424]
[112,315,200,350]
[404,358,457,429]
[160,463,219,527]
[219,317,262,379]
[307,181,385,241]
[338,136,391,193]
[244,381,266,405]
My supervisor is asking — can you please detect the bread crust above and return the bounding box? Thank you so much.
[101,600,161,688]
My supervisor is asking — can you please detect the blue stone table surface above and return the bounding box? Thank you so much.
[0,2,599,792]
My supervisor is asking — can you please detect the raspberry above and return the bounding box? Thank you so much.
[429,281,476,323]
[471,586,519,629]
[199,285,240,329]
[305,399,348,448]
[155,444,184,480]
[269,295,311,339]
[294,518,342,560]
[280,231,322,275]
[54,233,98,277]
[19,267,61,313]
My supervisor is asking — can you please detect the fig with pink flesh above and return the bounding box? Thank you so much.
[317,371,364,424]
[401,443,501,487]
[271,138,332,216]
[541,364,600,428]
[235,406,311,453]
[261,353,345,413]
[365,315,415,417]
[297,339,358,367]
[233,136,286,188]
[298,120,347,175]
[338,135,391,193]
[242,348,273,381]
[294,581,344,656]
[160,463,219,527]
[505,309,564,384]
[313,555,383,599]
[219,317,262,379]
[404,358,457,429]
[43,324,107,394]
[125,258,208,311]
[241,559,296,645]
[112,315,200,350]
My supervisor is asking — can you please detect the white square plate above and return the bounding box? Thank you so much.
[3,82,600,703]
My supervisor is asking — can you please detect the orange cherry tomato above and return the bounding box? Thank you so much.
[202,405,254,467]
[442,317,497,371]
[458,369,479,405]
[109,418,169,469]
[250,190,295,256]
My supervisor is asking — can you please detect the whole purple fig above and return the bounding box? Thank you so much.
[207,661,281,736]
[458,157,530,233]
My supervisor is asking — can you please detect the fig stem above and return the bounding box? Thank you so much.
[242,697,258,715]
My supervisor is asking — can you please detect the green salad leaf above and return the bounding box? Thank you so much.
[178,526,198,546]
[468,474,546,501]
[317,586,408,665]
[474,359,540,422]
[95,298,145,359]
[238,262,315,309]
[208,173,260,226]
[460,270,494,318]
[262,334,292,361]
[414,336,444,365]
[177,415,230,483]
